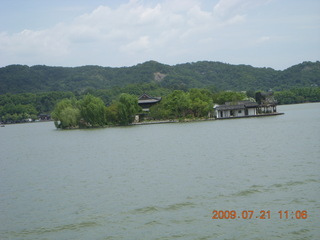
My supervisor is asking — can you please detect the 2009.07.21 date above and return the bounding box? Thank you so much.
[212,210,308,219]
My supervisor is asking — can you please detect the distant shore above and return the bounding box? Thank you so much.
[131,118,216,125]
[1,113,286,128]
[215,112,284,120]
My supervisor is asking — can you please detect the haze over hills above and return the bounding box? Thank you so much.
[0,60,319,94]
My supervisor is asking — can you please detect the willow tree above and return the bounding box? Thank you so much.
[213,91,247,104]
[79,94,107,127]
[189,88,213,117]
[117,93,141,125]
[51,98,80,129]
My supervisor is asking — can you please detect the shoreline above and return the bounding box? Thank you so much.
[132,112,285,125]
[131,118,217,125]
[215,112,284,120]
[0,120,53,126]
[1,113,285,128]
[132,112,284,125]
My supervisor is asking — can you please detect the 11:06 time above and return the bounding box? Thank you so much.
[278,210,308,219]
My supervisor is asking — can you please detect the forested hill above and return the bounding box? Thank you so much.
[0,60,319,94]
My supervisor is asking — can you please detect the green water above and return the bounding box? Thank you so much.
[1,103,319,240]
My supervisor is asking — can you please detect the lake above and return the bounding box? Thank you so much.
[0,103,319,240]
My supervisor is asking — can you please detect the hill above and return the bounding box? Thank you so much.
[0,60,319,94]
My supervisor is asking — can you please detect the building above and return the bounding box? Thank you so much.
[214,91,282,119]
[255,91,278,114]
[38,114,51,121]
[214,101,259,119]
[138,94,162,112]
[135,94,162,122]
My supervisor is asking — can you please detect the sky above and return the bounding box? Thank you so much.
[0,0,319,70]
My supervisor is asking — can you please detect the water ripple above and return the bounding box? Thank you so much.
[132,205,160,214]
[5,221,99,238]
[130,201,196,215]
[231,189,262,197]
[164,202,196,211]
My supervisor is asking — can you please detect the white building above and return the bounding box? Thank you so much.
[214,101,259,119]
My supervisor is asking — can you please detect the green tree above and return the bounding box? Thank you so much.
[274,91,296,104]
[117,93,141,125]
[213,91,247,104]
[105,101,120,125]
[51,98,80,129]
[149,102,171,120]
[79,94,107,127]
[150,90,191,119]
[59,107,81,129]
[189,88,213,117]
[167,90,191,118]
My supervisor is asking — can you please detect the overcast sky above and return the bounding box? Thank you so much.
[0,0,319,70]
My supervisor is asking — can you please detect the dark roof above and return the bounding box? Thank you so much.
[242,101,259,108]
[138,99,161,104]
[215,104,245,110]
[215,101,259,111]
[138,93,161,104]
[139,93,159,100]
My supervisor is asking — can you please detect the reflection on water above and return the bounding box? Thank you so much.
[0,103,320,240]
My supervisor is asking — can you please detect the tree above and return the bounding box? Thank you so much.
[51,93,141,128]
[105,101,120,125]
[149,102,171,120]
[213,91,247,104]
[189,88,213,117]
[59,107,81,129]
[117,93,141,125]
[149,89,215,119]
[149,90,191,119]
[166,90,191,118]
[79,94,107,127]
[51,98,80,129]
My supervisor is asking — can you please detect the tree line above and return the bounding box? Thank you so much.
[274,87,320,104]
[51,89,260,128]
[149,89,248,120]
[51,93,140,129]
[1,61,320,94]
[0,91,74,123]
[1,86,319,124]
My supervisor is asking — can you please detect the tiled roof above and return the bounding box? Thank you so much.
[215,101,259,110]
[138,99,161,104]
[138,93,162,104]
